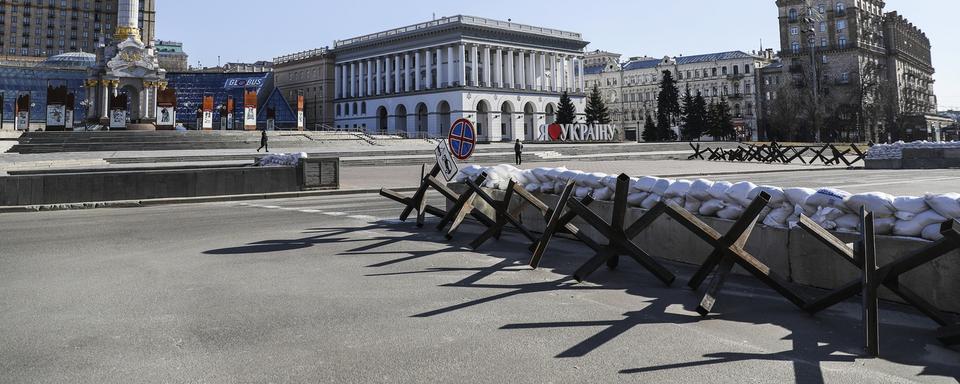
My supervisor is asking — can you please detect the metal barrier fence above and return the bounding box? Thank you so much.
[688,142,870,166]
[380,172,960,358]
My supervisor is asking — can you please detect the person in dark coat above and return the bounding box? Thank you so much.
[257,130,269,152]
[514,139,523,165]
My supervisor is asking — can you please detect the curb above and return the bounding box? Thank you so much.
[0,186,420,214]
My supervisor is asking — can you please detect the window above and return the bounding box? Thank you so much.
[792,42,801,53]
[744,64,751,74]
[818,3,826,13]
[733,65,739,75]
[711,68,717,77]
[790,26,799,35]
[721,66,728,75]
[836,2,845,14]
[820,22,827,33]
[821,37,828,47]
[840,72,849,83]
[788,8,798,22]
[838,37,847,49]
[836,20,846,31]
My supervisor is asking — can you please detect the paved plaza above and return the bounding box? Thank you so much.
[1,189,959,383]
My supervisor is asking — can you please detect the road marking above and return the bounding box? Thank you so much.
[325,212,347,216]
[299,209,323,213]
[348,215,379,221]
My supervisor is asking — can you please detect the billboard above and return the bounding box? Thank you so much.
[110,110,127,129]
[224,78,265,89]
[243,89,257,130]
[46,105,66,127]
[297,94,305,131]
[156,88,177,128]
[14,94,30,131]
[201,95,214,130]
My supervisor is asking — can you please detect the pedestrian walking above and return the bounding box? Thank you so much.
[257,130,269,152]
[514,139,523,165]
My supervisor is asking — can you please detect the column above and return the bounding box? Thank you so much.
[342,64,348,97]
[394,55,401,93]
[101,81,109,118]
[539,52,547,91]
[367,59,373,96]
[518,50,526,90]
[346,62,353,98]
[577,57,585,92]
[567,56,575,92]
[425,49,433,89]
[470,44,479,87]
[335,64,341,98]
[483,46,491,87]
[505,49,514,88]
[376,57,382,95]
[404,53,412,92]
[458,43,466,86]
[414,51,421,91]
[550,54,557,92]
[436,47,444,87]
[528,53,536,91]
[495,47,503,88]
[447,46,454,88]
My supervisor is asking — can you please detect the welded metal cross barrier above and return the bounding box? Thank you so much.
[381,166,496,230]
[691,142,869,166]
[797,214,960,353]
[527,180,599,269]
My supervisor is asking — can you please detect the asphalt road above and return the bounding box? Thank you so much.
[1,193,959,383]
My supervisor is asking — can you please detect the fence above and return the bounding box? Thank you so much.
[688,142,870,166]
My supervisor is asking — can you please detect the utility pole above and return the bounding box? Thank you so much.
[802,1,824,143]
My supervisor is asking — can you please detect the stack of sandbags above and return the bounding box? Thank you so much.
[256,152,308,167]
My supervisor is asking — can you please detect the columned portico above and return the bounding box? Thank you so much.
[470,44,479,87]
[425,49,433,89]
[483,46,491,87]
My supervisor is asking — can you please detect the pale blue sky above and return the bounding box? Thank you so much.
[156,0,959,110]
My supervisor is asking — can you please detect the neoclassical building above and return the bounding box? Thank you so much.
[332,15,588,142]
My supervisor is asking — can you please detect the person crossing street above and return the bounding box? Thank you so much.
[514,139,523,165]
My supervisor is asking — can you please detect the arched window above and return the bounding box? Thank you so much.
[361,102,367,115]
[792,42,801,54]
[352,102,358,116]
[788,8,798,22]
[836,2,845,14]
[336,104,341,116]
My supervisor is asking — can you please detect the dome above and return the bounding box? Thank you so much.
[40,52,97,68]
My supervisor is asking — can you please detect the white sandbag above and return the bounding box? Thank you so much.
[895,211,917,221]
[592,187,614,201]
[664,180,693,198]
[559,169,584,182]
[762,205,793,228]
[707,181,733,201]
[524,183,540,192]
[845,192,896,217]
[925,193,960,219]
[688,179,715,201]
[574,172,607,188]
[835,214,861,231]
[544,167,568,181]
[784,187,817,206]
[893,196,928,214]
[540,184,554,194]
[666,196,685,208]
[806,188,852,211]
[699,199,726,216]
[531,167,554,183]
[651,178,674,196]
[724,181,758,206]
[600,175,620,190]
[811,207,845,230]
[747,185,786,206]
[684,198,702,213]
[875,217,895,235]
[627,192,650,207]
[633,176,661,193]
[574,186,592,199]
[893,210,948,237]
[717,204,746,220]
[922,223,945,241]
[641,194,662,210]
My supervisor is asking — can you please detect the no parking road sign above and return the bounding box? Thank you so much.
[448,118,476,160]
[435,139,459,182]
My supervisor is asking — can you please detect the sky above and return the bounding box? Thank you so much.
[156,0,960,111]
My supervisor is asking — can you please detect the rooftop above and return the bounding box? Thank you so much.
[334,15,583,49]
[622,51,761,71]
[38,52,97,69]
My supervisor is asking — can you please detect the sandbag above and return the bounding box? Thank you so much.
[893,210,948,237]
[627,192,650,207]
[544,167,568,181]
[875,217,895,235]
[922,223,945,241]
[845,192,896,217]
[664,180,693,198]
[707,181,733,201]
[925,193,960,219]
[684,198,702,213]
[641,194,662,210]
[717,204,746,220]
[895,211,917,221]
[574,186,592,199]
[633,176,662,193]
[540,184,554,194]
[574,172,607,188]
[893,196,928,214]
[592,187,614,201]
[784,187,817,206]
[725,181,758,206]
[524,183,540,192]
[811,207,845,230]
[600,175,620,190]
[699,199,725,216]
[835,214,861,231]
[531,167,554,183]
[806,188,852,211]
[688,179,715,201]
[651,178,674,196]
[762,205,793,228]
[666,196,685,208]
[747,185,786,206]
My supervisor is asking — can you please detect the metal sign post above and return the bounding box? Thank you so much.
[434,139,459,182]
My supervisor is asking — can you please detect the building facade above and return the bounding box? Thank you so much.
[155,40,188,72]
[765,0,940,142]
[0,0,155,60]
[272,48,336,129]
[584,50,773,141]
[332,15,588,142]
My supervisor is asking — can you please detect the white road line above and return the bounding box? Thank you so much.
[299,209,323,213]
[325,212,347,216]
[347,215,379,221]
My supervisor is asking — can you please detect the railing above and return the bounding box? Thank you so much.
[688,142,870,167]
[334,15,582,48]
[273,48,330,65]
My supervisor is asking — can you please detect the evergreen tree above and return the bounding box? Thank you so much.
[641,114,658,142]
[679,88,695,140]
[584,84,611,124]
[707,97,735,141]
[556,91,576,124]
[656,70,681,141]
